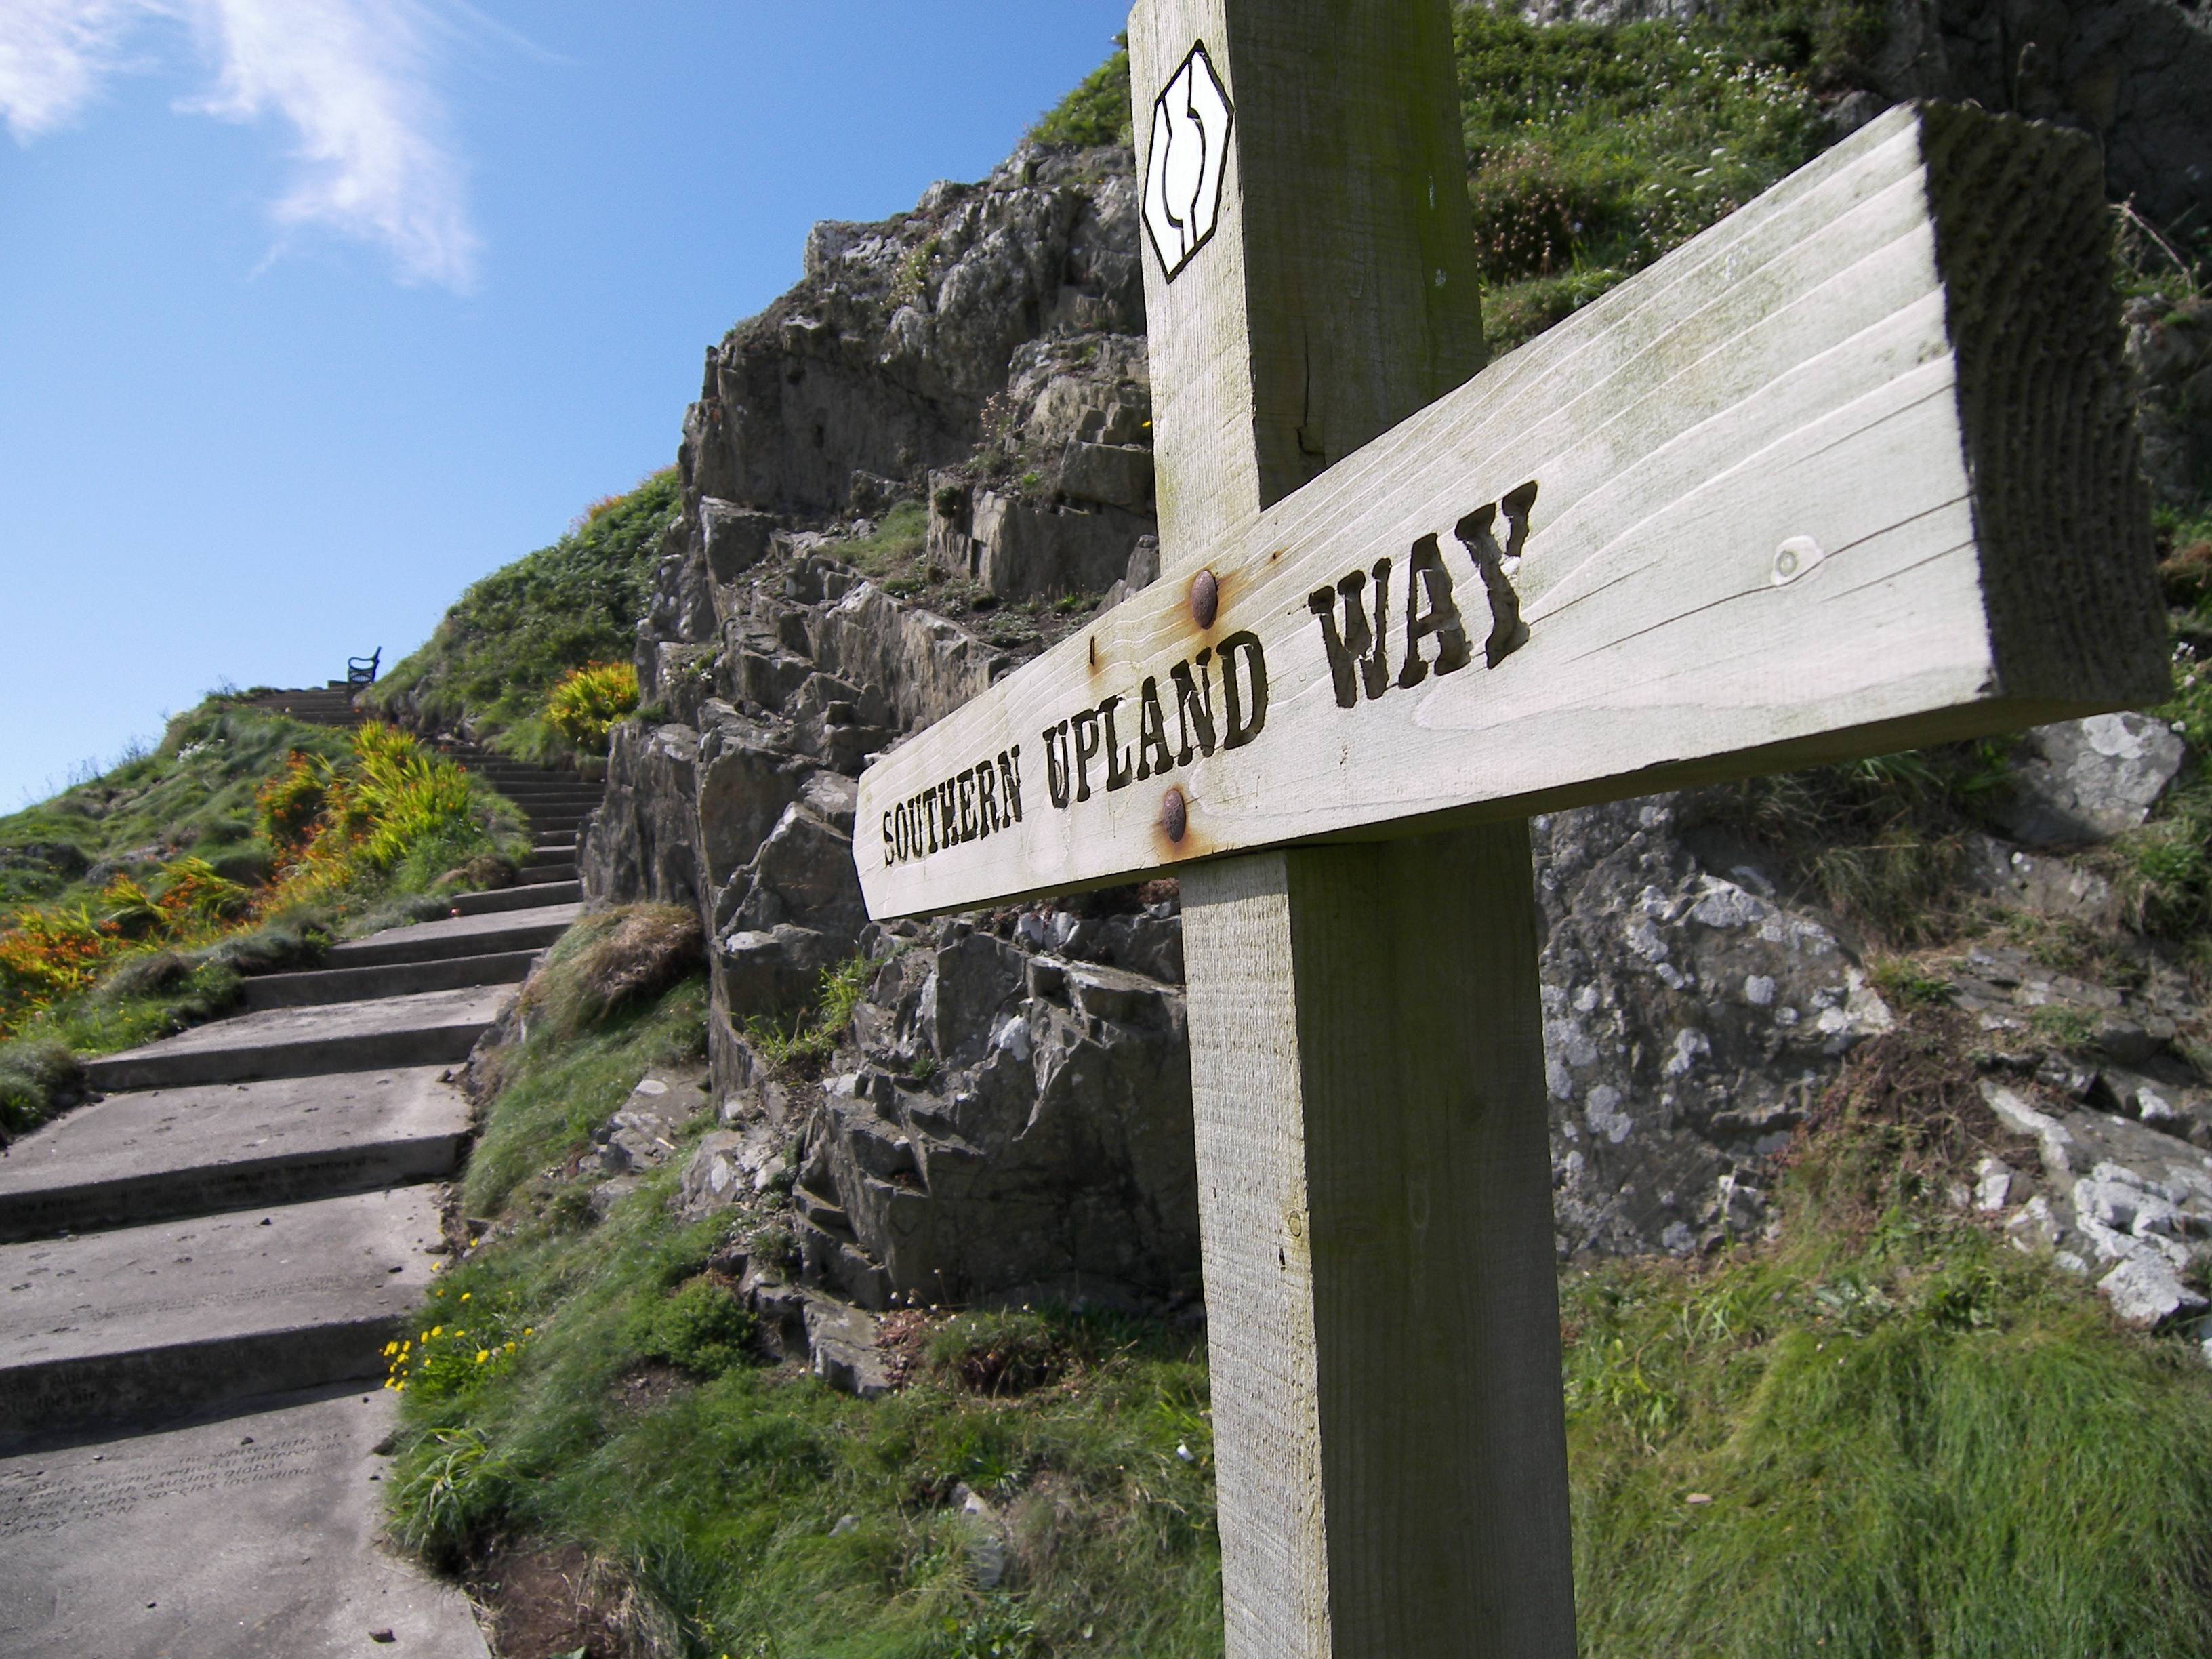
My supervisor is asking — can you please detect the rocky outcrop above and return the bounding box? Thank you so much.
[1535,796,1899,1257]
[779,912,1200,1310]
[1996,710,2188,846]
[926,333,1158,601]
[2127,294,2212,506]
[684,146,1143,520]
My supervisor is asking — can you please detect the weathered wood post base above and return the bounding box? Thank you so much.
[1182,825,1575,1658]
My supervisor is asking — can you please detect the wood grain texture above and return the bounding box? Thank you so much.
[1138,7,1573,1655]
[1183,829,1575,1659]
[1127,0,1488,552]
[855,101,2165,922]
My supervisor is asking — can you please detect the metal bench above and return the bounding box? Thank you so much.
[346,649,381,687]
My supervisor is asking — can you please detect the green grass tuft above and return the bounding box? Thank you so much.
[744,955,875,1078]
[464,969,709,1220]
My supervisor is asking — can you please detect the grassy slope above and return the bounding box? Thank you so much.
[0,701,352,905]
[1565,1015,2212,1655]
[1456,3,1837,348]
[395,975,1221,1659]
[368,469,681,760]
[409,956,2212,1656]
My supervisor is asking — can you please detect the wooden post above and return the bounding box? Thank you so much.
[1130,5,1574,1652]
[1183,830,1572,1655]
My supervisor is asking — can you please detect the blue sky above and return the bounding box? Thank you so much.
[0,1,1130,809]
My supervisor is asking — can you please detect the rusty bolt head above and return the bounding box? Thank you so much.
[1189,569,1219,630]
[1160,787,1188,844]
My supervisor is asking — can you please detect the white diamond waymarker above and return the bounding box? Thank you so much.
[1143,39,1234,277]
[857,3,2165,1653]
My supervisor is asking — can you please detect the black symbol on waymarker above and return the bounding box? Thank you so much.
[1143,41,1234,281]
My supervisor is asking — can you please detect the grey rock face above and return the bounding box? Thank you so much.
[2125,295,2212,505]
[776,922,1200,1309]
[1536,797,1896,1258]
[582,722,705,914]
[587,1071,710,1178]
[1996,712,2186,846]
[1961,833,2118,926]
[926,332,1158,599]
[1986,1080,2212,1326]
[688,146,1142,519]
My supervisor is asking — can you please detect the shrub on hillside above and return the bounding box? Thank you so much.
[1454,7,1826,346]
[543,661,638,754]
[366,469,679,756]
[1031,36,1132,148]
[255,723,499,901]
[632,1276,757,1376]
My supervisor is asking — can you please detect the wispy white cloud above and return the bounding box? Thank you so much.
[0,0,480,290]
[0,0,142,138]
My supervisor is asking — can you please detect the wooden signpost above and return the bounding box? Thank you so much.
[855,3,2167,1652]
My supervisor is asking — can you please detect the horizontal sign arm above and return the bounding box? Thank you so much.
[857,102,2163,922]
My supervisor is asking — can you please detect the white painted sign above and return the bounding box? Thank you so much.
[1142,41,1234,279]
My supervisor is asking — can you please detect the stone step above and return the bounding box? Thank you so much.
[0,1387,491,1656]
[486,871,585,890]
[0,1069,471,1243]
[243,949,539,1012]
[522,846,573,869]
[516,861,577,884]
[0,1188,442,1445]
[448,881,582,918]
[81,986,511,1094]
[523,814,590,832]
[323,905,580,970]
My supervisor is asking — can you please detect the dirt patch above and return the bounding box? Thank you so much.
[874,1308,939,1390]
[1785,1007,2041,1233]
[468,1540,631,1659]
[609,1360,695,1417]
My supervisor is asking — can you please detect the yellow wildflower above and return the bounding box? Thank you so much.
[476,1349,490,1364]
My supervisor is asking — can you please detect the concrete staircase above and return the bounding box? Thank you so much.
[0,690,605,1657]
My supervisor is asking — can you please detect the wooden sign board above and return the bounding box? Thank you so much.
[855,102,2163,922]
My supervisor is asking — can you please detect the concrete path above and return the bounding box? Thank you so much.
[0,707,602,1656]
[1,1386,485,1659]
[83,987,513,1093]
[0,1070,468,1242]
